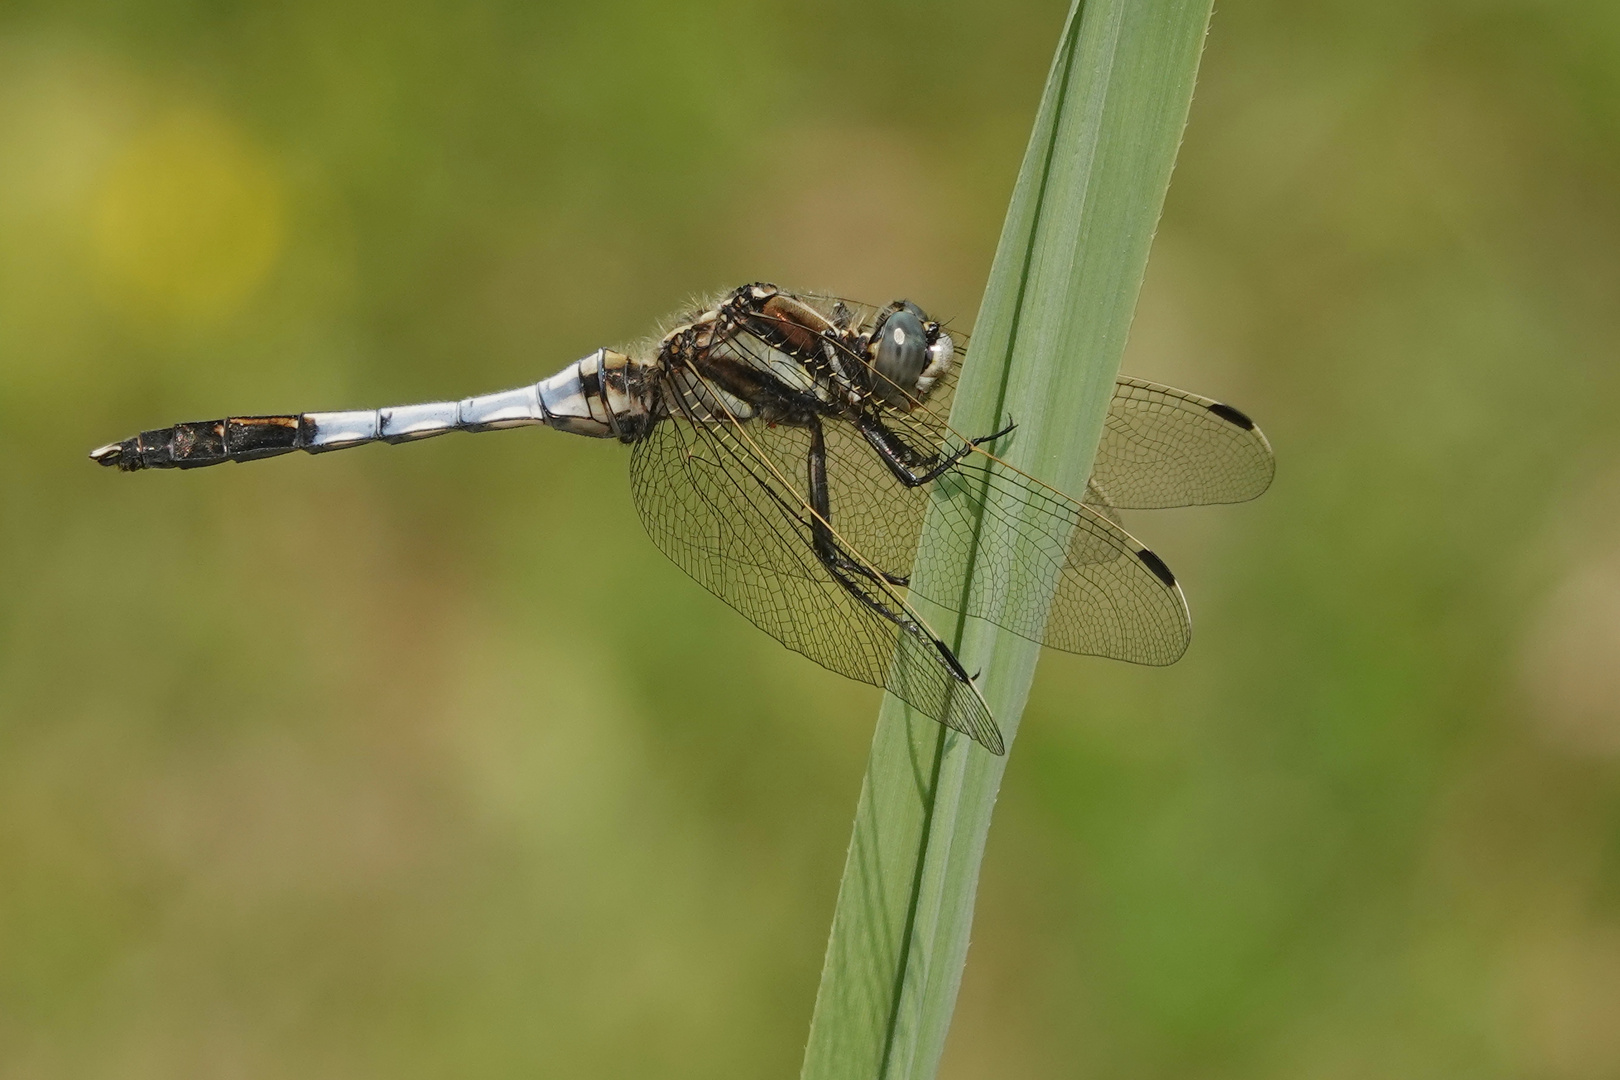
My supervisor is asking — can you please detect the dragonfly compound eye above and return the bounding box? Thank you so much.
[872,308,928,407]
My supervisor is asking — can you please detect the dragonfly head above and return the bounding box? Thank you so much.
[870,301,953,410]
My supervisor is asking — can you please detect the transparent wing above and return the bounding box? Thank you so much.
[627,397,1002,754]
[800,417,1192,663]
[682,389,1189,665]
[1091,376,1275,509]
[814,420,1190,665]
[917,457,1190,663]
[1084,481,1124,525]
[733,305,1190,664]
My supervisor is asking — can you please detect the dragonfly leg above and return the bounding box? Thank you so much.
[818,422,983,688]
[807,420,911,594]
[857,416,971,487]
[858,415,1016,488]
[974,417,1017,447]
[814,549,970,688]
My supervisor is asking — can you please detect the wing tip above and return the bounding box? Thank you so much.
[977,720,1006,756]
[1134,545,1193,667]
[942,648,1005,755]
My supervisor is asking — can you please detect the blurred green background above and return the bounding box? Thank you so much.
[2,0,1618,1076]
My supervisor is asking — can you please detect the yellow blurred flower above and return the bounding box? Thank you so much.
[91,107,284,329]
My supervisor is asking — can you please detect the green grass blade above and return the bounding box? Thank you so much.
[799,2,1215,1077]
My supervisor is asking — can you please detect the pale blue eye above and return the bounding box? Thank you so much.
[873,309,927,405]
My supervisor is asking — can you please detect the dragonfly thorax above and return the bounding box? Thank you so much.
[646,285,959,434]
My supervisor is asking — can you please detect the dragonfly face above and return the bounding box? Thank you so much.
[865,301,955,410]
[91,283,1275,755]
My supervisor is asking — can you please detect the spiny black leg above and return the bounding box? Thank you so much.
[802,490,974,691]
[972,417,1016,447]
[859,415,1017,488]
[859,417,971,488]
[805,418,842,568]
[933,638,974,685]
[828,560,914,633]
[806,418,908,588]
[818,549,968,688]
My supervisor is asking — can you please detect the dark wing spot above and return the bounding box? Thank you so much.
[1206,401,1255,430]
[1136,548,1177,588]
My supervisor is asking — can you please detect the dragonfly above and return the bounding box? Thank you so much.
[91,283,1273,754]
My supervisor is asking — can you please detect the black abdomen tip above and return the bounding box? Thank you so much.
[89,440,141,470]
[1136,548,1177,588]
[1206,401,1255,430]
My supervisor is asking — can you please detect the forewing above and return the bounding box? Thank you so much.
[1091,376,1275,509]
[627,411,1002,753]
